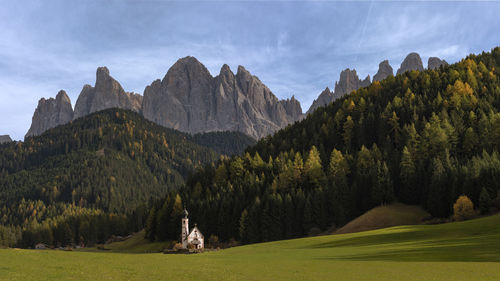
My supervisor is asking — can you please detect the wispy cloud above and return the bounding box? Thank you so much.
[0,0,499,140]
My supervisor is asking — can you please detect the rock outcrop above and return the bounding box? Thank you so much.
[373,60,393,81]
[397,52,424,75]
[25,90,74,138]
[307,70,371,114]
[334,69,369,99]
[306,87,334,114]
[73,67,142,120]
[142,57,303,139]
[0,135,12,143]
[428,57,448,70]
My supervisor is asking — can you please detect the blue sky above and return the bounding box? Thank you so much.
[1,1,499,140]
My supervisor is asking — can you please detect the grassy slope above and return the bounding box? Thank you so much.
[1,214,500,280]
[91,230,173,253]
[335,203,430,234]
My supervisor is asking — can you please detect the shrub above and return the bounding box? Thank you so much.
[453,195,475,221]
[308,227,322,237]
[172,242,183,251]
[208,235,219,248]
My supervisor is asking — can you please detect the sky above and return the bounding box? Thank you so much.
[1,1,499,140]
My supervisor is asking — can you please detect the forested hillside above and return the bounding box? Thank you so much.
[145,47,500,244]
[192,131,256,156]
[0,109,253,247]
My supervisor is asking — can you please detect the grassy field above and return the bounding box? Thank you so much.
[90,230,173,253]
[1,214,500,280]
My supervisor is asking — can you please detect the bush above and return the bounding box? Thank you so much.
[453,195,475,221]
[308,227,322,237]
[208,235,219,248]
[172,242,183,251]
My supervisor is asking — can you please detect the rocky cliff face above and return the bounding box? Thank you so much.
[0,135,12,143]
[306,87,334,114]
[428,57,448,70]
[334,69,370,99]
[25,52,449,139]
[142,57,303,139]
[397,52,424,75]
[25,90,74,138]
[73,67,142,120]
[373,60,393,81]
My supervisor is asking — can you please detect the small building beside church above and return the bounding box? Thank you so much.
[181,208,204,249]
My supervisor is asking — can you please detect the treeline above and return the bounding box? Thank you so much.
[145,47,500,244]
[0,109,221,214]
[0,109,254,248]
[0,199,149,248]
[192,131,256,156]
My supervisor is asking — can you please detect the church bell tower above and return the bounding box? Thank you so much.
[181,208,189,249]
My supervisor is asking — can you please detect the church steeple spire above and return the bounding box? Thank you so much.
[181,207,189,249]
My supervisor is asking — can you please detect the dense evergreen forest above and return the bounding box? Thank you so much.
[145,47,500,244]
[0,109,253,247]
[192,131,256,156]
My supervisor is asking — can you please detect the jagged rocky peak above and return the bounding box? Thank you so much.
[308,69,372,115]
[219,64,234,81]
[361,75,371,87]
[0,135,12,144]
[334,68,364,97]
[428,57,448,70]
[373,60,394,81]
[397,52,424,75]
[25,90,74,138]
[280,95,303,121]
[142,57,303,139]
[306,87,334,115]
[73,66,142,120]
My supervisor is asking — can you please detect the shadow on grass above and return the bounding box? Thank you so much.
[307,228,500,262]
[316,241,500,262]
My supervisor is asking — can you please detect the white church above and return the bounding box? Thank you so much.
[181,208,204,249]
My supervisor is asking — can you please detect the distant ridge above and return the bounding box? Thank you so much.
[306,52,447,114]
[26,52,447,139]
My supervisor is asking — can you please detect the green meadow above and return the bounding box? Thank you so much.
[1,214,500,280]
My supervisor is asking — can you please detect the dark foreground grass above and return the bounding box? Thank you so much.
[1,214,500,280]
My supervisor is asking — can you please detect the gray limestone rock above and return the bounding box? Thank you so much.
[397,52,424,75]
[373,60,394,81]
[306,87,334,115]
[73,67,142,120]
[428,57,448,70]
[142,57,303,139]
[0,135,12,143]
[25,90,74,138]
[307,69,371,114]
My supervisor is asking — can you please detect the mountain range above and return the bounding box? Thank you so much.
[24,52,447,140]
[306,53,448,114]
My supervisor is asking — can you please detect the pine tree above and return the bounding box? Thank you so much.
[238,209,248,242]
[284,194,295,238]
[304,146,326,190]
[343,116,354,151]
[479,187,491,214]
[371,161,393,206]
[400,146,418,204]
[302,195,314,235]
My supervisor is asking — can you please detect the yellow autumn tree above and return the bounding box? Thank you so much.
[453,195,475,221]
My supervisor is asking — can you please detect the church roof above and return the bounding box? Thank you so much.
[189,226,204,239]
